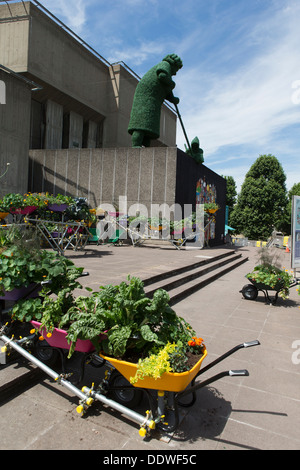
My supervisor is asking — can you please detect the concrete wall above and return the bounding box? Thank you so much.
[0,69,31,197]
[0,1,177,149]
[28,147,178,212]
[28,147,226,245]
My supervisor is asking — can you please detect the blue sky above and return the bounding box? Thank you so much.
[40,0,300,193]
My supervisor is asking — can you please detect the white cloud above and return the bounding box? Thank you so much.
[175,1,300,164]
[107,41,165,67]
[41,0,87,32]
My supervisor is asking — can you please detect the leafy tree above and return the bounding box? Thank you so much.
[223,175,237,220]
[230,154,288,239]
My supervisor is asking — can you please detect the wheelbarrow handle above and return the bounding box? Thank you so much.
[243,340,260,348]
[177,369,249,400]
[197,340,260,377]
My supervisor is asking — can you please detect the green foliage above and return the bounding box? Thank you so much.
[223,175,237,221]
[17,275,200,361]
[130,343,176,384]
[130,335,205,383]
[230,155,288,239]
[246,265,292,299]
[0,193,24,212]
[0,244,83,295]
[245,248,293,300]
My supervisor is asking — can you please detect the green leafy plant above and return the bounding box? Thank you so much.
[204,202,219,212]
[130,336,205,383]
[246,264,292,299]
[246,247,293,300]
[18,276,203,365]
[0,244,83,296]
[0,193,25,212]
[130,342,176,384]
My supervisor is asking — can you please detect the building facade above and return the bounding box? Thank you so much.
[0,1,177,196]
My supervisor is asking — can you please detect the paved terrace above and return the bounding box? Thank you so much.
[0,242,299,450]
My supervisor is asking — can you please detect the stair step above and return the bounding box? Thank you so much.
[144,252,243,298]
[168,256,248,305]
[143,250,238,287]
[0,359,42,402]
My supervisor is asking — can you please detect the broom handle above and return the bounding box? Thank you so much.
[174,103,192,155]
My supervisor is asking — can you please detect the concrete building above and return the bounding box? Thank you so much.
[0,0,177,197]
[0,1,226,245]
[0,65,39,196]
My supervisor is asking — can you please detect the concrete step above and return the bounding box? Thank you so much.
[142,250,248,305]
[168,255,248,305]
[143,249,238,288]
[0,358,43,402]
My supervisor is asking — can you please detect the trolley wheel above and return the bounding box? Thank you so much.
[33,339,60,367]
[108,370,143,409]
[240,284,258,301]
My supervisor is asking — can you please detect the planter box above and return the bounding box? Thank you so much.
[48,204,68,212]
[30,321,107,353]
[0,212,9,220]
[0,283,41,301]
[31,320,94,352]
[11,206,37,215]
[100,348,207,392]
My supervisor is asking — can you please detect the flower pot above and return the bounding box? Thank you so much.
[30,321,107,353]
[0,283,41,301]
[48,203,68,212]
[100,347,207,392]
[10,206,37,215]
[0,212,9,220]
[206,209,218,214]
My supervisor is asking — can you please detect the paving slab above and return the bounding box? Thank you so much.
[0,243,299,450]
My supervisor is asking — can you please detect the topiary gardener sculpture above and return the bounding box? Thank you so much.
[128,54,183,147]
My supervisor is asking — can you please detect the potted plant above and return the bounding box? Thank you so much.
[23,276,206,389]
[204,202,219,214]
[47,193,74,212]
[245,264,292,300]
[0,234,84,301]
[65,197,92,222]
[0,193,25,214]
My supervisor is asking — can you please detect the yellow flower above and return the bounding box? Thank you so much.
[46,332,52,338]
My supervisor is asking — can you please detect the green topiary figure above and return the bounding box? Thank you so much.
[128,54,183,147]
[185,136,204,163]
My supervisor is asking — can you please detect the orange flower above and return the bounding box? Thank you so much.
[188,340,196,347]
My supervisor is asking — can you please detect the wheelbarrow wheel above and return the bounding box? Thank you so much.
[108,370,143,409]
[240,284,258,301]
[33,339,60,367]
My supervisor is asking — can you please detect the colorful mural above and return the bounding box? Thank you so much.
[196,177,217,204]
[196,177,217,240]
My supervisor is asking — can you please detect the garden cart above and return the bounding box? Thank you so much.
[240,277,299,305]
[0,319,260,437]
